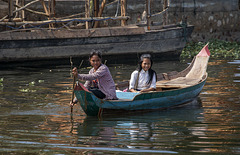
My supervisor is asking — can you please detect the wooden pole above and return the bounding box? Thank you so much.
[93,0,99,26]
[163,0,168,25]
[93,0,106,28]
[48,0,53,28]
[120,0,126,26]
[44,0,55,29]
[21,0,25,22]
[0,0,42,22]
[0,16,130,26]
[40,0,49,16]
[94,0,99,17]
[146,0,151,30]
[85,0,90,29]
[8,0,14,21]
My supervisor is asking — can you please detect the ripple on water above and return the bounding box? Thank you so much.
[228,60,240,64]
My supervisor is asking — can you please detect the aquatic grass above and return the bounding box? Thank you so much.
[181,39,240,59]
[0,78,3,87]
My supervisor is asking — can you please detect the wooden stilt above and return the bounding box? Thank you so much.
[120,0,127,26]
[93,0,106,28]
[48,0,55,28]
[8,0,14,21]
[0,0,46,22]
[146,0,151,30]
[94,0,99,17]
[21,0,25,22]
[40,0,49,16]
[85,0,90,29]
[93,0,99,26]
[163,0,168,25]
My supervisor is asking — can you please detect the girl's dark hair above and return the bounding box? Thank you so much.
[89,50,102,59]
[138,54,157,85]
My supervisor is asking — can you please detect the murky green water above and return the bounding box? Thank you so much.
[0,58,239,154]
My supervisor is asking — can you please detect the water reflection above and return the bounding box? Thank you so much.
[68,98,203,153]
[0,59,240,154]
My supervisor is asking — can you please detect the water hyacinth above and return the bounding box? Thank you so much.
[0,78,3,87]
[181,39,240,59]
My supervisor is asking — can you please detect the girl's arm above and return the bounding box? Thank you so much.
[129,71,138,92]
[78,65,106,81]
[140,87,156,92]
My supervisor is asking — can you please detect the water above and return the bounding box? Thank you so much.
[0,58,240,154]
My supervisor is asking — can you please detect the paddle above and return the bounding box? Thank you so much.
[70,59,84,113]
[71,76,76,113]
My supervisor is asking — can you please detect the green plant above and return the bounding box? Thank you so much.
[0,78,3,87]
[181,39,240,59]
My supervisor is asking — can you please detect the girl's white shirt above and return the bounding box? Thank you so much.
[129,69,156,90]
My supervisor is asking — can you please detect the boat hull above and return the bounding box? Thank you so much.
[0,25,194,62]
[74,76,206,116]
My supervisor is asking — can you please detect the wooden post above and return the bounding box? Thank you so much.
[85,0,90,29]
[94,0,99,17]
[48,0,56,28]
[21,0,25,29]
[120,0,126,26]
[8,0,14,21]
[40,0,49,15]
[146,0,151,30]
[21,0,25,21]
[163,0,168,25]
[93,0,106,28]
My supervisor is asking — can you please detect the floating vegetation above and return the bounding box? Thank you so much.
[181,39,240,59]
[0,78,3,87]
[19,88,37,93]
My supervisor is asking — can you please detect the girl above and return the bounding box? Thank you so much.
[129,54,157,92]
[71,50,117,106]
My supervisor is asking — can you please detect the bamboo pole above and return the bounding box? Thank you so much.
[40,0,49,15]
[93,0,99,26]
[15,0,19,18]
[0,16,130,26]
[8,0,14,21]
[48,0,56,28]
[21,0,25,22]
[0,0,41,22]
[120,0,126,26]
[13,2,47,17]
[85,0,90,29]
[163,0,168,25]
[146,0,151,30]
[94,0,99,17]
[93,0,106,28]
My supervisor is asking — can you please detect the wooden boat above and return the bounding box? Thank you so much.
[0,24,193,62]
[0,0,194,62]
[74,44,210,116]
